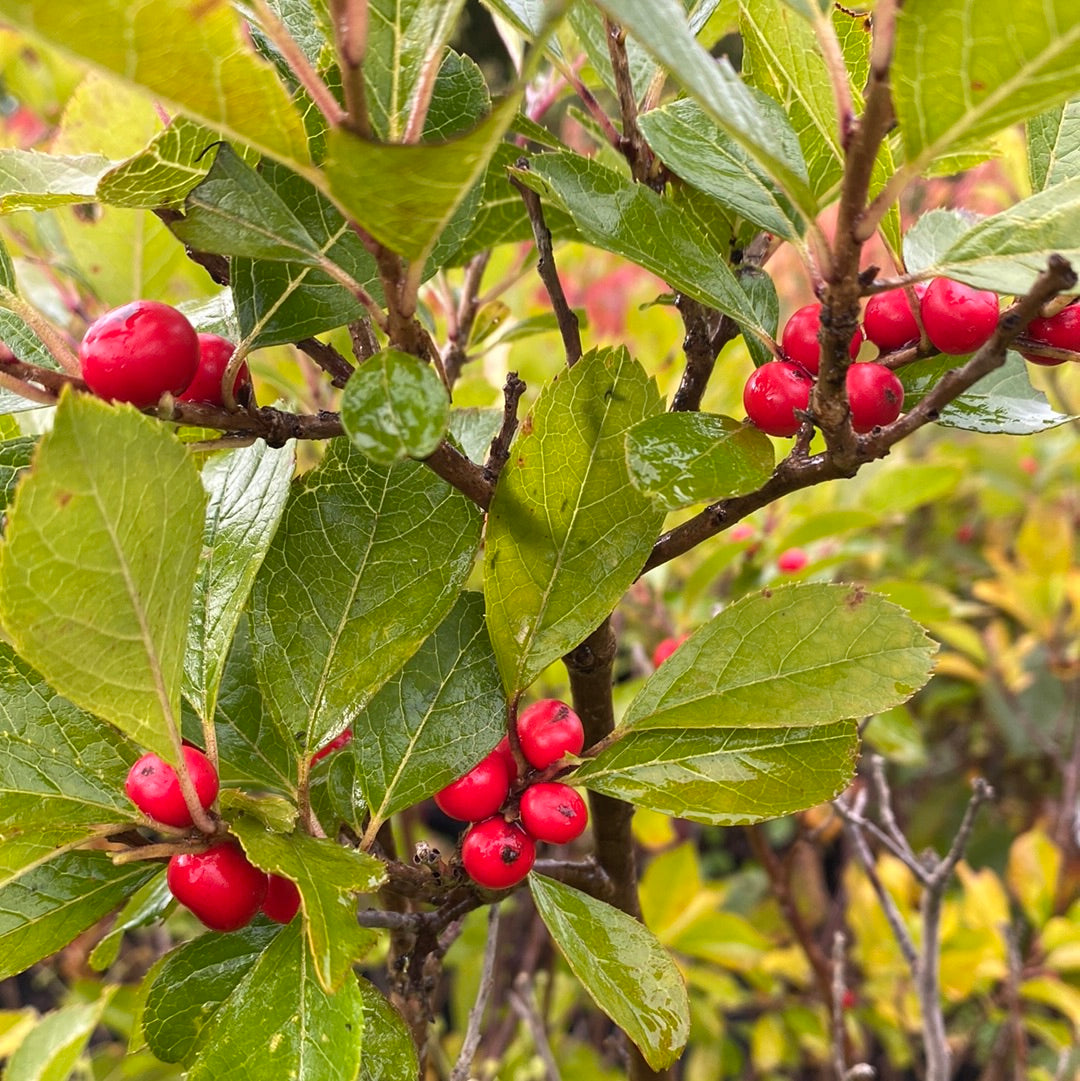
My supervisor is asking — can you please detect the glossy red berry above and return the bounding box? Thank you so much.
[516,699,585,769]
[434,749,510,821]
[461,818,535,889]
[777,547,809,574]
[311,728,352,765]
[920,279,998,355]
[781,303,863,374]
[1021,301,1080,366]
[652,633,689,668]
[846,362,904,433]
[79,300,199,407]
[493,735,519,782]
[863,285,926,352]
[743,361,814,438]
[177,334,251,404]
[262,874,302,924]
[519,783,589,845]
[125,746,219,828]
[167,843,268,931]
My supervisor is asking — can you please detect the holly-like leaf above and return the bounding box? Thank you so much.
[513,153,768,340]
[625,413,774,511]
[3,990,115,1081]
[0,644,139,831]
[184,921,364,1081]
[593,0,815,217]
[637,97,806,243]
[899,351,1076,434]
[354,592,505,835]
[0,828,158,981]
[484,348,665,693]
[0,437,35,510]
[250,438,482,753]
[358,979,419,1081]
[1028,99,1080,191]
[901,208,976,274]
[185,441,295,724]
[0,150,111,212]
[574,721,859,824]
[0,0,311,170]
[231,819,385,993]
[143,922,282,1065]
[341,350,450,464]
[0,392,205,763]
[88,869,171,971]
[892,0,1080,173]
[530,874,690,1071]
[620,584,936,732]
[930,175,1080,293]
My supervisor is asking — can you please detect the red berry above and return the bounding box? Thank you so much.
[262,874,302,923]
[743,361,813,438]
[863,284,927,352]
[167,843,268,931]
[652,633,689,668]
[493,735,519,782]
[920,279,998,355]
[434,749,510,821]
[177,334,251,404]
[846,362,904,433]
[781,303,863,375]
[461,818,535,889]
[1021,301,1080,366]
[125,746,219,828]
[311,728,352,765]
[79,300,199,407]
[729,522,756,542]
[777,547,808,573]
[516,700,585,769]
[519,783,589,844]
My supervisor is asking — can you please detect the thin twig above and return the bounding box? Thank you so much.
[297,337,355,388]
[483,372,526,484]
[449,904,501,1081]
[603,17,661,189]
[509,973,562,1081]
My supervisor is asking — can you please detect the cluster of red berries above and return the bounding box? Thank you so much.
[79,299,249,409]
[435,700,588,891]
[125,747,299,932]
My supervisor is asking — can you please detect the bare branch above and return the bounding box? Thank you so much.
[297,337,355,389]
[483,372,527,485]
[449,904,501,1081]
[603,18,661,189]
[509,973,562,1081]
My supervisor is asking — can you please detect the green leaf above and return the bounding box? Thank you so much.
[4,990,115,1081]
[0,643,138,831]
[0,827,158,981]
[325,93,519,263]
[358,979,419,1081]
[514,153,768,337]
[0,437,35,510]
[624,413,774,511]
[185,440,295,723]
[484,347,665,693]
[0,235,14,291]
[261,0,330,67]
[88,869,172,971]
[355,592,505,833]
[185,921,364,1081]
[143,922,282,1064]
[901,208,975,274]
[899,351,1076,434]
[251,438,482,752]
[0,310,59,374]
[637,97,806,243]
[1028,99,1080,191]
[0,0,311,170]
[930,176,1080,293]
[574,721,859,824]
[593,0,815,217]
[365,0,470,140]
[530,874,690,1071]
[0,393,205,763]
[568,2,660,103]
[341,350,450,464]
[892,0,1080,172]
[738,266,780,367]
[310,743,368,837]
[0,149,111,212]
[620,584,936,731]
[447,407,502,462]
[231,819,385,993]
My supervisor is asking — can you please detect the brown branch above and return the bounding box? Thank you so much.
[423,441,493,509]
[604,18,662,190]
[509,163,583,367]
[449,904,501,1081]
[443,252,492,387]
[483,372,526,485]
[297,336,355,388]
[670,296,736,412]
[329,0,373,138]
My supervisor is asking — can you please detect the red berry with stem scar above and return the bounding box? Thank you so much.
[920,279,998,355]
[167,843,268,931]
[125,746,219,828]
[846,362,904,433]
[743,361,813,438]
[461,817,535,889]
[519,783,589,844]
[516,699,585,769]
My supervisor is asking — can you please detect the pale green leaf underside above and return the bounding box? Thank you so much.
[530,874,690,1071]
[574,721,859,825]
[484,347,665,693]
[0,150,110,212]
[1028,98,1080,191]
[0,393,205,763]
[621,583,936,731]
